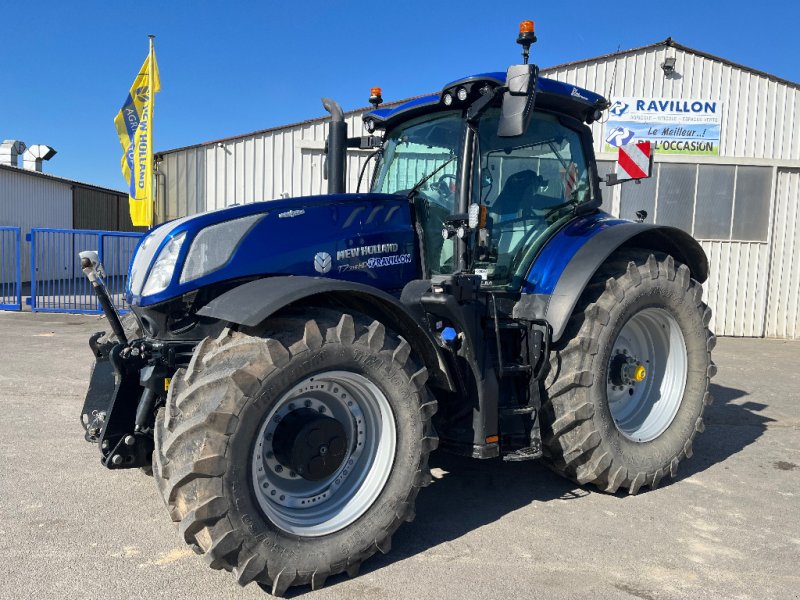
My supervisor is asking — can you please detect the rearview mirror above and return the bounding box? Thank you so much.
[497,64,538,137]
[606,141,654,185]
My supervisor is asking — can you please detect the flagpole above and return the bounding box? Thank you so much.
[148,34,155,225]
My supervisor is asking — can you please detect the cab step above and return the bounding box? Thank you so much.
[502,443,543,462]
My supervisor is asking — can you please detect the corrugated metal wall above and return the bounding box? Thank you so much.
[543,45,800,161]
[0,167,72,282]
[73,187,144,232]
[157,113,374,220]
[766,169,800,338]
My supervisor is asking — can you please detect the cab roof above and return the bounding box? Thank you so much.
[364,71,608,129]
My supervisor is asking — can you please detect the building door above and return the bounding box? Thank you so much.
[766,168,800,339]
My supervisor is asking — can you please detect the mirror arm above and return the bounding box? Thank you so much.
[467,87,505,124]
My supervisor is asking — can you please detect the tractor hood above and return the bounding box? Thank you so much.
[126,193,417,307]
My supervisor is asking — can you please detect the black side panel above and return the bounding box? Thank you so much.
[197,276,454,391]
[516,223,708,343]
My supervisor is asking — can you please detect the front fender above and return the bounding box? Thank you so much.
[516,213,708,342]
[197,276,455,391]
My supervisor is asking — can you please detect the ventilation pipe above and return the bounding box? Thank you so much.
[22,144,57,172]
[0,140,26,167]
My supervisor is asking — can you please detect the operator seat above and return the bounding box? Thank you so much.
[489,170,549,276]
[491,169,544,220]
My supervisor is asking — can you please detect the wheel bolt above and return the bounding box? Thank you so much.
[288,403,295,410]
[275,465,283,473]
[319,406,326,414]
[304,400,312,407]
[289,471,296,478]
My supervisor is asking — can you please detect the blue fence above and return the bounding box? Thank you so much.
[0,227,22,311]
[29,228,143,314]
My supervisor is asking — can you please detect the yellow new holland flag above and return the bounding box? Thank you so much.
[114,38,160,227]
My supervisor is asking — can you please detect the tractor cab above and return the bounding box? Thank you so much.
[349,22,611,296]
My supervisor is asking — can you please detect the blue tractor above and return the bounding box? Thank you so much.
[80,22,715,595]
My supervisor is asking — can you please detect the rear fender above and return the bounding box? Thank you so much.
[197,276,455,391]
[516,216,708,342]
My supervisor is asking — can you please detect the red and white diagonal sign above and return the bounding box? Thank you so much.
[618,141,652,180]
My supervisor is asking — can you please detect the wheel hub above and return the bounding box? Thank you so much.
[272,408,348,481]
[609,354,647,387]
[251,371,397,537]
[606,307,687,443]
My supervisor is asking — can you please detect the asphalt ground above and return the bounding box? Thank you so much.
[0,311,798,599]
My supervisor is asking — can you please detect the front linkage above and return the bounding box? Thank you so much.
[79,251,192,470]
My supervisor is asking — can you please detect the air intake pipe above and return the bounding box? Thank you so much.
[321,98,346,195]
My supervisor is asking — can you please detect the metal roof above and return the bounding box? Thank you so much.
[156,38,799,157]
[0,163,126,196]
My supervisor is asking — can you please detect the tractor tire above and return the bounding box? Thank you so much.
[153,309,437,595]
[541,250,715,495]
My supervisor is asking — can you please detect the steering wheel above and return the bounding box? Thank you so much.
[435,174,457,199]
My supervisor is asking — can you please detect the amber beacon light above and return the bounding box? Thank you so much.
[517,20,537,64]
[369,87,383,107]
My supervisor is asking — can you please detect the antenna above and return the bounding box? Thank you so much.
[607,45,621,100]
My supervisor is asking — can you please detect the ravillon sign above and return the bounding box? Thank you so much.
[603,97,723,156]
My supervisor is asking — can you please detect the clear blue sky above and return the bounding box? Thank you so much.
[2,0,798,192]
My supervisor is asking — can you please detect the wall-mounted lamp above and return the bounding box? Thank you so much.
[661,56,677,76]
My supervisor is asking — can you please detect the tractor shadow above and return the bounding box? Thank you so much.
[673,382,773,481]
[282,382,766,595]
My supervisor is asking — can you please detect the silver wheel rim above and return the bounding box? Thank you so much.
[606,307,687,442]
[251,371,396,537]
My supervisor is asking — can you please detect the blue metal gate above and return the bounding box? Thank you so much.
[0,227,22,311]
[29,228,143,314]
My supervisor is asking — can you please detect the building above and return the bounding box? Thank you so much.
[0,142,143,282]
[155,39,800,339]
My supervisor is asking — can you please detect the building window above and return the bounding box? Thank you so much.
[694,165,735,239]
[596,160,615,212]
[732,166,772,242]
[620,164,657,222]
[655,164,695,233]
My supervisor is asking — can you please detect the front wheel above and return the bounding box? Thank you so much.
[153,309,437,595]
[541,251,716,494]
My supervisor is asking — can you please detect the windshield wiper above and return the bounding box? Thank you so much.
[407,155,457,199]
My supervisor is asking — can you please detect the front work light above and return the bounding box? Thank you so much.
[142,232,186,296]
[180,214,262,284]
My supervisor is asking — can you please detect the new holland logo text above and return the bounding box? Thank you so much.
[337,243,398,261]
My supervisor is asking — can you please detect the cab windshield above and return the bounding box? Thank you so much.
[372,111,465,275]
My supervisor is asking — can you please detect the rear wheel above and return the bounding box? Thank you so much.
[153,309,437,595]
[541,251,716,494]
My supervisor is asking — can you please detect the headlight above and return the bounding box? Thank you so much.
[180,214,261,284]
[141,232,186,296]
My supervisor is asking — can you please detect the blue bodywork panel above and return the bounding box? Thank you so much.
[522,211,627,295]
[128,194,417,307]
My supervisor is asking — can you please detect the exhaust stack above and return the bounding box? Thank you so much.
[321,98,346,195]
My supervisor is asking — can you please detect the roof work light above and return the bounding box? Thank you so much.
[369,87,383,107]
